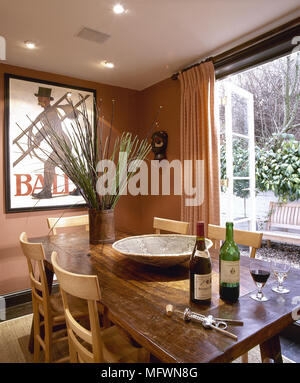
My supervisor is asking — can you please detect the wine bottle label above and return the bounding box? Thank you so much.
[194,273,212,300]
[195,250,209,258]
[220,260,240,284]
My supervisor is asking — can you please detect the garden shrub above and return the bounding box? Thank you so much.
[221,134,300,202]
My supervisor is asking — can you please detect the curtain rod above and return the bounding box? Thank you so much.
[171,16,300,80]
[171,57,213,80]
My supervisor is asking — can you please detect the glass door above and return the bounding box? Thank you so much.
[216,81,256,231]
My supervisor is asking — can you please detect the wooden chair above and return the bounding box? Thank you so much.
[153,217,189,235]
[19,232,87,363]
[48,215,109,324]
[207,224,263,258]
[47,215,89,235]
[51,252,149,363]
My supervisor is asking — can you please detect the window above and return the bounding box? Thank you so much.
[216,50,300,231]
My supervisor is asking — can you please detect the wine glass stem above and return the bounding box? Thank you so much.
[278,280,283,292]
[257,283,263,300]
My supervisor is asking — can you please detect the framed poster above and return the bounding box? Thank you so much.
[4,73,96,213]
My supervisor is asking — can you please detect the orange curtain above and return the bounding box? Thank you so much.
[179,61,220,234]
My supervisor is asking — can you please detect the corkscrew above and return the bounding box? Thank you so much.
[166,305,243,341]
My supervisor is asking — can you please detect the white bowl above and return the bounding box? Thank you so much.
[112,234,213,267]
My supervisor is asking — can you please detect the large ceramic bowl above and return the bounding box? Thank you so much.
[112,234,213,267]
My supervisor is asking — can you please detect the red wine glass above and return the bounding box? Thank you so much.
[249,259,271,302]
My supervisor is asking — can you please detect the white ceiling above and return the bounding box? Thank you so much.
[0,0,299,90]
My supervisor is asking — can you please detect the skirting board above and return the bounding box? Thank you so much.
[3,283,59,308]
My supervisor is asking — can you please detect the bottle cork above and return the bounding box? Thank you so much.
[166,304,174,317]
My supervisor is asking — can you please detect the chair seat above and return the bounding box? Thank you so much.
[101,325,149,363]
[39,292,88,319]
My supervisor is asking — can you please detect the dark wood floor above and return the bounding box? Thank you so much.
[2,301,300,363]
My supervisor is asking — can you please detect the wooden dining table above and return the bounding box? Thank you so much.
[29,230,300,363]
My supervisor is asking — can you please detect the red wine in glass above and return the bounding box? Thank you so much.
[249,260,270,302]
[250,269,270,286]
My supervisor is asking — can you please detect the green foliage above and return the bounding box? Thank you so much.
[256,134,300,202]
[220,138,250,198]
[220,134,300,202]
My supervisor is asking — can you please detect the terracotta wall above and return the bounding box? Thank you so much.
[0,63,141,294]
[137,78,181,234]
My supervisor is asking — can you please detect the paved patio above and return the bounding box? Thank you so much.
[240,242,300,268]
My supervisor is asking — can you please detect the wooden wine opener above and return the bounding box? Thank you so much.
[165,305,243,341]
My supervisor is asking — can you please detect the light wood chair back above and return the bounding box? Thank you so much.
[19,232,51,318]
[47,215,89,235]
[51,252,104,363]
[153,217,189,235]
[207,224,263,258]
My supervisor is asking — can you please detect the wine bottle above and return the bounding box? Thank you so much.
[219,222,240,303]
[190,222,212,304]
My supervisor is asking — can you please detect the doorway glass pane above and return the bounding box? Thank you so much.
[232,91,249,136]
[232,137,249,177]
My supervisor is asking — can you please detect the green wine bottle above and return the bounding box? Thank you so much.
[219,222,240,303]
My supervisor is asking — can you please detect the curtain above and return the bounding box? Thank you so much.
[179,61,220,234]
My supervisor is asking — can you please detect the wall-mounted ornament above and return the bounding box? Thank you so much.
[151,131,168,161]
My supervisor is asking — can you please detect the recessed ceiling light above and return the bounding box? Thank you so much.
[24,41,36,49]
[67,92,72,98]
[113,3,125,14]
[101,60,114,68]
